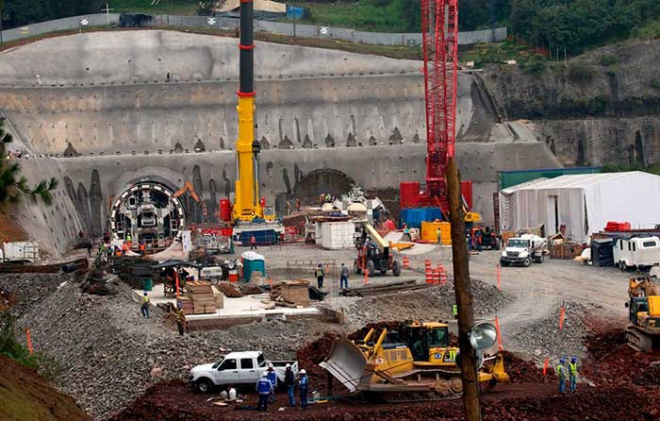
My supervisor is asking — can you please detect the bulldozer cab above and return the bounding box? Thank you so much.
[402,323,450,362]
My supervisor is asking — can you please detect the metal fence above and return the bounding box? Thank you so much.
[1,12,507,47]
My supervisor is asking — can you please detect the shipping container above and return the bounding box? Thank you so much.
[421,221,451,244]
[320,221,356,250]
[400,207,442,229]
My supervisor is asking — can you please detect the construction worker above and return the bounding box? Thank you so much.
[437,227,442,244]
[296,198,301,211]
[256,371,273,411]
[569,356,579,392]
[340,262,349,289]
[452,304,458,319]
[175,308,186,336]
[286,200,291,215]
[284,363,296,407]
[557,357,567,394]
[298,369,309,409]
[250,235,257,250]
[139,241,146,255]
[403,223,410,241]
[126,232,132,249]
[315,264,325,289]
[121,242,129,256]
[267,365,278,403]
[141,292,150,318]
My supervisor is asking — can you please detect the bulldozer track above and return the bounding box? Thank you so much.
[378,390,461,403]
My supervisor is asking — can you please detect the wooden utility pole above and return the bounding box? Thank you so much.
[446,156,482,421]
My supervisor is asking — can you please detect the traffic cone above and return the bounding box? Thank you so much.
[425,260,432,283]
[402,256,410,269]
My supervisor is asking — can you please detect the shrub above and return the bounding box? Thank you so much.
[598,53,618,67]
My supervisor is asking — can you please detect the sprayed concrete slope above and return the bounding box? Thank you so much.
[0,31,559,254]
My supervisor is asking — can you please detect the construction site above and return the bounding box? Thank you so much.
[1,0,660,420]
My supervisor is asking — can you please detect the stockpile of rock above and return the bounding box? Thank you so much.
[0,273,72,317]
[323,279,511,331]
[14,281,337,420]
[505,301,592,363]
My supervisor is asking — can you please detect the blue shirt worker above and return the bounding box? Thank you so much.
[267,366,278,403]
[340,263,349,289]
[284,363,296,407]
[298,369,309,409]
[569,356,579,392]
[556,357,567,394]
[256,372,274,411]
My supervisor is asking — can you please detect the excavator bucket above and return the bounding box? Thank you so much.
[319,338,369,393]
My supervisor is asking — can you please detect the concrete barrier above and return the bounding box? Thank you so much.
[1,12,507,47]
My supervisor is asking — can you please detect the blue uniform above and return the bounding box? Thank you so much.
[557,364,566,394]
[299,374,309,408]
[569,362,578,392]
[267,371,278,402]
[256,377,273,411]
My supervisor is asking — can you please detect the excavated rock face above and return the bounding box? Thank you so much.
[482,39,660,168]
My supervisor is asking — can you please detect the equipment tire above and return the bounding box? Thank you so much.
[619,261,627,271]
[500,259,509,267]
[392,260,401,277]
[534,255,544,264]
[354,259,361,275]
[366,260,376,277]
[196,378,213,394]
[523,257,531,267]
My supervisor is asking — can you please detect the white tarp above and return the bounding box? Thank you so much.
[499,172,660,242]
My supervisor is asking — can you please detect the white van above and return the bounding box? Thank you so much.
[613,236,660,270]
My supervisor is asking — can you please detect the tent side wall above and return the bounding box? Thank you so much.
[583,173,660,237]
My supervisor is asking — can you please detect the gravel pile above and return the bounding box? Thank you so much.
[322,279,511,331]
[505,301,593,363]
[16,282,338,420]
[0,273,72,317]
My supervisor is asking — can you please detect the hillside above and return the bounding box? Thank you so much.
[0,355,90,421]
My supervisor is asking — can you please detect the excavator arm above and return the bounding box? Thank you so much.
[172,181,208,218]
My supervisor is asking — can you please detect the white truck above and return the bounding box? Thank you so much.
[613,236,660,271]
[0,242,38,264]
[189,351,298,393]
[500,234,548,267]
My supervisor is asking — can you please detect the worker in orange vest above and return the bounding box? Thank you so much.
[138,242,146,254]
[121,242,129,255]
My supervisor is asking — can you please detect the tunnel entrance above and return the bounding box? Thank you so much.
[110,182,185,246]
[292,169,355,205]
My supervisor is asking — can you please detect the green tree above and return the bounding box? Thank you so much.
[0,119,57,206]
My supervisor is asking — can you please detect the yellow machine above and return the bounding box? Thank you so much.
[321,321,509,400]
[626,277,660,351]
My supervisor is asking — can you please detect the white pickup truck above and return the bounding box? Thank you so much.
[189,351,298,393]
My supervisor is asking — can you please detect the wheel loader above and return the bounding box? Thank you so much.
[320,320,509,401]
[625,276,660,351]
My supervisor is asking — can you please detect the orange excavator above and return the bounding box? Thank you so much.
[173,181,208,219]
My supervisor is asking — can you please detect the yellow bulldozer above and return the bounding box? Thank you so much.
[320,320,509,401]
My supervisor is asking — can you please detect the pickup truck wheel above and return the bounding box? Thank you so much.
[523,257,532,267]
[500,259,509,267]
[619,261,628,271]
[196,378,213,393]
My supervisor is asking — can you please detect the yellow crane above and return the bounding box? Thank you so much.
[232,0,264,223]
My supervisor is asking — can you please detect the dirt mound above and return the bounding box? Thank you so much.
[501,351,549,383]
[0,355,90,421]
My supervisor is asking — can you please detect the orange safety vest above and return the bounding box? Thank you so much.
[139,244,146,252]
[122,243,128,251]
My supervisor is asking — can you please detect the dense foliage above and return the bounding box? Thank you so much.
[1,0,104,29]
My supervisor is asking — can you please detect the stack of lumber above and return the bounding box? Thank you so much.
[111,256,154,289]
[217,282,243,298]
[268,280,311,307]
[549,242,584,259]
[184,281,218,314]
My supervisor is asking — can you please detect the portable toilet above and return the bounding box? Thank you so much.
[241,251,266,281]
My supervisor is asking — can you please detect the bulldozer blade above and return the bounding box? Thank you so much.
[319,338,368,393]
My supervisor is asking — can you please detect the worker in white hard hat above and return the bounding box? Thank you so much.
[284,363,296,407]
[298,369,309,409]
[256,371,274,411]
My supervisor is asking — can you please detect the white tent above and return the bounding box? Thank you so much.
[499,171,660,242]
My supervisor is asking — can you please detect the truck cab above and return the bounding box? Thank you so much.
[190,351,298,393]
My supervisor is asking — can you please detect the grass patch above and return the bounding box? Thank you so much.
[635,19,660,40]
[111,0,199,15]
[286,1,409,33]
[461,41,541,69]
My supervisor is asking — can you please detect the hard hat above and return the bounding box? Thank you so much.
[571,356,577,363]
[144,292,148,296]
[300,369,306,374]
[267,366,274,371]
[285,363,291,368]
[262,372,268,377]
[559,357,566,364]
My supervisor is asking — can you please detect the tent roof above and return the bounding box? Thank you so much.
[505,171,656,192]
[215,0,286,13]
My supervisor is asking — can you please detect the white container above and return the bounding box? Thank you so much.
[2,242,38,263]
[320,222,356,250]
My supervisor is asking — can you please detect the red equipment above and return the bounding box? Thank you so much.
[418,0,459,213]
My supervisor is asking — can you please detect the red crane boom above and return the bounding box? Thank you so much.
[420,0,459,213]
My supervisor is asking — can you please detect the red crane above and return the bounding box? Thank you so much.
[419,0,460,213]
